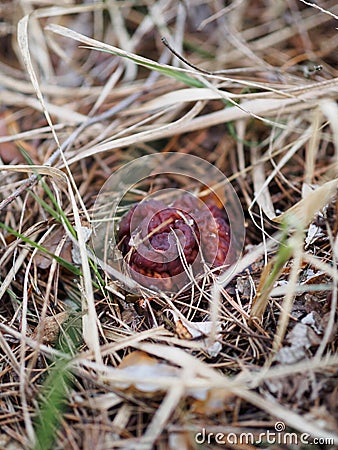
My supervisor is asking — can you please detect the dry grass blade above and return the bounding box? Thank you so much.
[273,178,338,225]
[17,15,60,149]
[299,0,338,20]
[1,1,338,449]
[0,164,68,190]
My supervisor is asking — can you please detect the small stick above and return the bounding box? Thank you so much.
[161,36,213,75]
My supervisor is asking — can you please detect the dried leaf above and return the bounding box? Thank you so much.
[115,351,180,394]
[170,311,222,357]
[305,223,325,247]
[190,388,235,415]
[275,312,333,364]
[0,115,25,163]
[273,179,338,226]
[35,227,72,269]
[175,320,193,340]
[112,351,234,415]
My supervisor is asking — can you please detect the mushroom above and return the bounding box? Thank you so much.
[118,194,230,291]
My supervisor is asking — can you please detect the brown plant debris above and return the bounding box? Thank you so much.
[0,1,338,449]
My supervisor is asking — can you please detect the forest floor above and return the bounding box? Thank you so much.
[0,1,338,449]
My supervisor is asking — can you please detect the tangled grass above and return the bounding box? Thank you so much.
[0,1,338,449]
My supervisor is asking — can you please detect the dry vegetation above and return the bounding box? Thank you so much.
[0,0,338,449]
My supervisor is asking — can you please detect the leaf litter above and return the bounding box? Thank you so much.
[0,1,338,449]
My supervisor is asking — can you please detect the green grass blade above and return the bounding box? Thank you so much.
[83,46,205,88]
[0,222,80,275]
